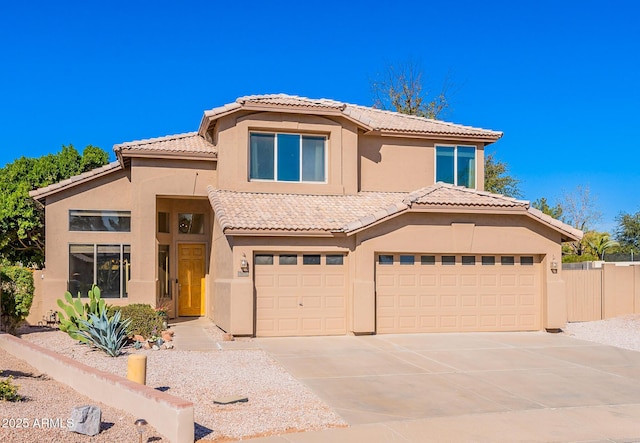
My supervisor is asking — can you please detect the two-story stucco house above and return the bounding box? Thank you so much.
[30,94,581,337]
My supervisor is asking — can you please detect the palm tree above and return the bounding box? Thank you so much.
[586,234,619,260]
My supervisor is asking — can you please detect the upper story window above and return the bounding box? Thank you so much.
[250,132,326,183]
[435,146,476,188]
[69,210,131,232]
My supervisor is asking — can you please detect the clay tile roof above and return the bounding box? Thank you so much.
[207,183,581,241]
[207,186,407,233]
[237,94,346,110]
[407,183,528,208]
[202,94,502,140]
[113,132,216,158]
[29,161,122,200]
[343,104,503,138]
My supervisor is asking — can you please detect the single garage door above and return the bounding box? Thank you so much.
[376,253,541,333]
[254,252,347,337]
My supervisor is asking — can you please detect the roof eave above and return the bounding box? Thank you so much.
[223,228,336,237]
[29,162,123,202]
[119,150,217,162]
[364,130,503,144]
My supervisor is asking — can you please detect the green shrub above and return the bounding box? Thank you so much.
[117,304,165,339]
[76,310,131,357]
[0,376,21,401]
[57,285,107,342]
[0,266,35,334]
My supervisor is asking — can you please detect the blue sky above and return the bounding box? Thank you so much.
[1,1,638,231]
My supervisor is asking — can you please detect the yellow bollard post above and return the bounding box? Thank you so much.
[127,354,147,385]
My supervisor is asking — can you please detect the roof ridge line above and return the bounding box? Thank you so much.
[113,132,199,149]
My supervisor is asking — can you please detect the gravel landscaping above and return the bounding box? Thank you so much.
[563,314,640,352]
[3,324,346,442]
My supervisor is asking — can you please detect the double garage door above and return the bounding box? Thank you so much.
[254,252,347,337]
[376,253,542,333]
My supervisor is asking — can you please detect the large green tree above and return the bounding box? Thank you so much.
[484,153,521,198]
[532,197,563,219]
[0,145,109,267]
[614,211,640,252]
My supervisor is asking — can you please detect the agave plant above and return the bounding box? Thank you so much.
[76,310,131,357]
[57,285,107,342]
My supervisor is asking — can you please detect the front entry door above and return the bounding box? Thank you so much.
[178,243,206,316]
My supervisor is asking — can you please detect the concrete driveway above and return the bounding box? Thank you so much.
[253,332,640,442]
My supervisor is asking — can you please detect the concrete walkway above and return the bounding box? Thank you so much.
[168,317,219,351]
[249,332,640,442]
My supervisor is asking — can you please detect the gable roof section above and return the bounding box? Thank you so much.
[29,161,123,201]
[207,183,582,241]
[199,94,503,142]
[113,132,216,164]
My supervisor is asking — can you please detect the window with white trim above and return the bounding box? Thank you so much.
[250,132,326,182]
[435,145,476,188]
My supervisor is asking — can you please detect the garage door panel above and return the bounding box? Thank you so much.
[440,275,457,286]
[399,295,417,307]
[255,275,275,287]
[461,316,477,327]
[480,275,497,286]
[325,274,345,287]
[461,275,478,286]
[519,275,535,286]
[420,316,437,328]
[255,253,347,337]
[399,275,417,286]
[481,295,497,306]
[377,275,395,287]
[420,275,437,286]
[376,254,541,333]
[278,275,298,287]
[325,296,345,308]
[278,296,298,309]
[302,275,322,287]
[420,295,437,307]
[441,295,457,307]
[461,295,477,307]
[256,296,275,309]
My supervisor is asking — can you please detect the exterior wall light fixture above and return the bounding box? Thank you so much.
[240,254,249,273]
[550,257,558,273]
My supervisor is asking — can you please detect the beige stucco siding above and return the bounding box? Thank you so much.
[38,159,217,318]
[215,112,359,195]
[127,158,216,309]
[359,136,486,192]
[42,169,133,309]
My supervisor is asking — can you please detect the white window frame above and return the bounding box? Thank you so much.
[434,145,477,188]
[249,132,328,183]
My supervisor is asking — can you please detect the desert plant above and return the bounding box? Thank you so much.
[0,266,34,334]
[76,310,131,357]
[117,304,165,339]
[0,376,21,401]
[57,285,107,342]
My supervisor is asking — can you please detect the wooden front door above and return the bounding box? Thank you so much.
[178,243,206,316]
